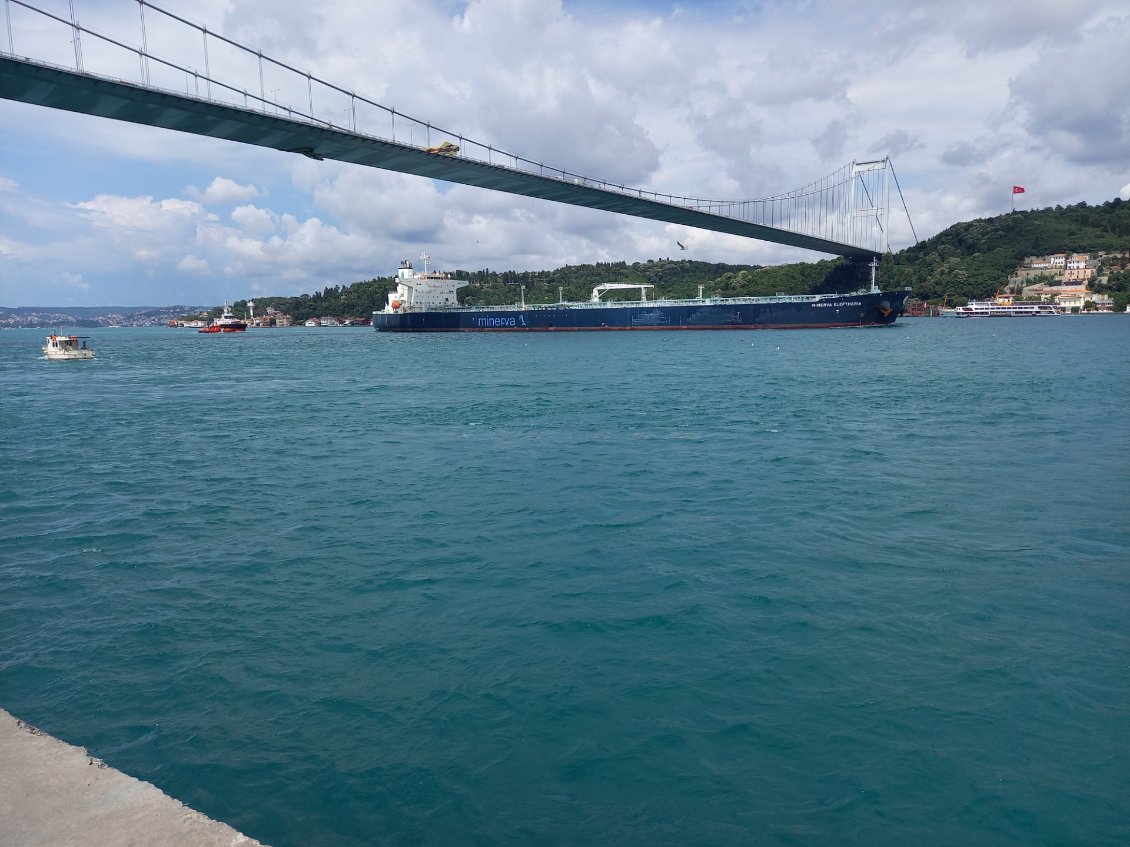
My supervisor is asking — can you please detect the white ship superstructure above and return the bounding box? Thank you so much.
[382,253,469,314]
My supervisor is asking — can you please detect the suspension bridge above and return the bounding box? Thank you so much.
[1,0,913,260]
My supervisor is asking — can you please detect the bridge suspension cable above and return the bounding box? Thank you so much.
[1,0,907,257]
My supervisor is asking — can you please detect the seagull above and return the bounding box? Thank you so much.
[676,241,687,250]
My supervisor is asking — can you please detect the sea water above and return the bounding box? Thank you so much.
[1,318,1128,846]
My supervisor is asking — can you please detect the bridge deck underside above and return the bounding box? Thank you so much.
[1,57,876,259]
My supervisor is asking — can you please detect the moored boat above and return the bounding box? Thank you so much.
[43,333,95,360]
[198,305,247,333]
[372,255,911,332]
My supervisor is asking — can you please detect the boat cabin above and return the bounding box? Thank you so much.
[43,334,95,360]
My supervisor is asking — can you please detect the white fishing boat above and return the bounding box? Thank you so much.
[43,333,95,360]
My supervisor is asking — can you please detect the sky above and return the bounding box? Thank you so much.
[1,0,1128,307]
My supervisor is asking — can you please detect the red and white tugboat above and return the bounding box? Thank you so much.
[198,304,247,333]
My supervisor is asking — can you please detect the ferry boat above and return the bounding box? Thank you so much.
[198,305,247,333]
[43,333,95,360]
[954,300,1063,318]
[372,255,911,332]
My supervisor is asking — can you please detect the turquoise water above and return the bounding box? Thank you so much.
[2,318,1128,846]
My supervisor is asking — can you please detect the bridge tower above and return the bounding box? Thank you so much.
[850,158,892,255]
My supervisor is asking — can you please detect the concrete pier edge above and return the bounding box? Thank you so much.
[0,707,267,847]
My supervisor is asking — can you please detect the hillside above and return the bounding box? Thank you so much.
[878,198,1130,303]
[707,198,1130,307]
[0,305,206,328]
[246,198,1130,320]
[247,259,757,321]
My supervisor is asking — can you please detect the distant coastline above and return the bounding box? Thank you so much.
[0,306,205,329]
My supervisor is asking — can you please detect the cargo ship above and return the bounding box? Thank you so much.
[372,255,910,332]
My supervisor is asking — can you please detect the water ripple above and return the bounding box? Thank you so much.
[1,322,1128,846]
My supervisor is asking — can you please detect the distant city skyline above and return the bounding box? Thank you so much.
[3,0,1128,307]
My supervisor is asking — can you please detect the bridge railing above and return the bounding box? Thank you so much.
[3,0,892,253]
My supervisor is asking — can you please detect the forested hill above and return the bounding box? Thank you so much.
[247,259,757,321]
[877,197,1130,302]
[244,198,1129,321]
[454,259,754,305]
[719,197,1130,305]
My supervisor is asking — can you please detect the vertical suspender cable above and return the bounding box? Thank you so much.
[138,0,150,84]
[883,156,892,254]
[888,160,919,245]
[202,25,210,99]
[67,0,82,70]
[6,0,15,54]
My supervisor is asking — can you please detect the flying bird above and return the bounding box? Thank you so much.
[676,241,687,250]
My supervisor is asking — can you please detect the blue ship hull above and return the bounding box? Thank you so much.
[373,289,911,332]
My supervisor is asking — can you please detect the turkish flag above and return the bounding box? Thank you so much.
[1013,186,1026,194]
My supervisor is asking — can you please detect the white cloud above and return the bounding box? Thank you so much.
[1007,17,1130,168]
[60,271,88,293]
[231,204,277,236]
[72,196,211,232]
[187,177,264,205]
[177,255,212,274]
